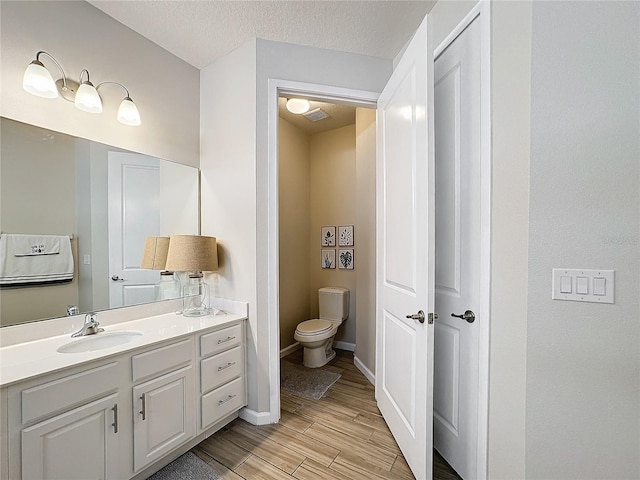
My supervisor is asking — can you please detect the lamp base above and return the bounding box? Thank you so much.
[181,273,211,317]
[182,307,211,317]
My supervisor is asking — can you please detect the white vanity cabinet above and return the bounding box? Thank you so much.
[198,323,246,432]
[2,315,247,480]
[6,360,126,480]
[130,339,195,472]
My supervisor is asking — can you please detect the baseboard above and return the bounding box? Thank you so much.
[239,407,275,426]
[333,341,355,352]
[354,355,375,386]
[280,342,301,358]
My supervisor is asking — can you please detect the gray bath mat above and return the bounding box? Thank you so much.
[281,360,341,400]
[146,452,221,480]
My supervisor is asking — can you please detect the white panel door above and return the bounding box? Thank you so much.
[375,13,435,480]
[108,152,160,308]
[433,17,481,479]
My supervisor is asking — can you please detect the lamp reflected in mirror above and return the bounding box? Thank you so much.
[140,236,180,301]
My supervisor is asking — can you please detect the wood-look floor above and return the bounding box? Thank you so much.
[190,349,460,480]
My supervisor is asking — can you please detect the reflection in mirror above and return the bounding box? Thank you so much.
[0,117,199,327]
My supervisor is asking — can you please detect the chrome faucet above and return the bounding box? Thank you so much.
[72,313,104,337]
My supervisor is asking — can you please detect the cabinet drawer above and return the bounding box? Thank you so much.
[131,339,192,382]
[200,324,242,357]
[22,362,118,425]
[201,377,245,429]
[201,346,243,393]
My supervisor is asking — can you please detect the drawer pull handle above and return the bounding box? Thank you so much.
[140,393,146,421]
[111,404,118,434]
[218,394,237,406]
[218,361,237,371]
[217,336,236,345]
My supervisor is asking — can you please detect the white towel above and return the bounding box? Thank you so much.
[0,234,74,285]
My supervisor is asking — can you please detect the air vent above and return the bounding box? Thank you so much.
[303,108,330,122]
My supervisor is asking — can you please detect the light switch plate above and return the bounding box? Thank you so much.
[552,268,614,304]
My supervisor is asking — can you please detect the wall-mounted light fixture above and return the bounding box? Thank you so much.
[286,98,311,115]
[22,51,141,126]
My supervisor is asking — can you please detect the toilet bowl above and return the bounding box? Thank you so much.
[294,287,349,368]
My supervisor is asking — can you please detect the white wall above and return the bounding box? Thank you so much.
[1,1,199,167]
[487,3,532,478]
[200,40,258,408]
[526,2,640,478]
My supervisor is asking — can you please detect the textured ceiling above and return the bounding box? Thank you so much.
[87,0,435,69]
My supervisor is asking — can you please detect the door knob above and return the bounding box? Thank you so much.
[406,310,425,324]
[451,310,475,323]
[111,275,126,282]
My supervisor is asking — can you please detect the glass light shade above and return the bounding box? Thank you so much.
[286,98,311,114]
[23,61,58,99]
[117,97,141,126]
[75,82,103,113]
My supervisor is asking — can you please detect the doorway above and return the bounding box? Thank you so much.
[276,97,376,364]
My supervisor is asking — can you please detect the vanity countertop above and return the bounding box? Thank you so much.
[0,311,246,387]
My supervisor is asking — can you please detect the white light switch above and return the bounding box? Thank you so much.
[576,276,589,295]
[552,269,614,304]
[83,254,91,265]
[593,277,606,296]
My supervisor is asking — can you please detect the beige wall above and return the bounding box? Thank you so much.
[354,108,377,373]
[278,119,311,350]
[279,116,376,352]
[0,118,79,325]
[1,1,199,167]
[309,125,357,345]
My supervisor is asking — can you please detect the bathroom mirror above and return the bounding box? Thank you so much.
[0,117,200,327]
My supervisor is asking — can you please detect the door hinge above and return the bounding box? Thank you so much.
[428,313,438,324]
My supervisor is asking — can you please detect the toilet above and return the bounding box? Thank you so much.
[294,287,349,368]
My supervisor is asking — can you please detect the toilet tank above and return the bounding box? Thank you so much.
[318,287,350,321]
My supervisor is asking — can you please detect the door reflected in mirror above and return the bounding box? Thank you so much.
[0,117,199,327]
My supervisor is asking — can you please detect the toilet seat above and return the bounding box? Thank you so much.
[295,319,334,336]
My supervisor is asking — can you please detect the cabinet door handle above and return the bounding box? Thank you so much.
[140,393,146,420]
[217,336,236,345]
[218,394,237,406]
[111,404,118,434]
[218,361,237,371]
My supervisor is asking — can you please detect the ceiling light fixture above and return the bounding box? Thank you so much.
[286,98,311,115]
[23,50,141,126]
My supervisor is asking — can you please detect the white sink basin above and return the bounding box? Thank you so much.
[57,331,143,354]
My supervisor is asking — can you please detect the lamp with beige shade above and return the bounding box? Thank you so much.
[140,236,181,300]
[165,235,218,317]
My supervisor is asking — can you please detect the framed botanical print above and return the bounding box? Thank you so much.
[321,226,336,246]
